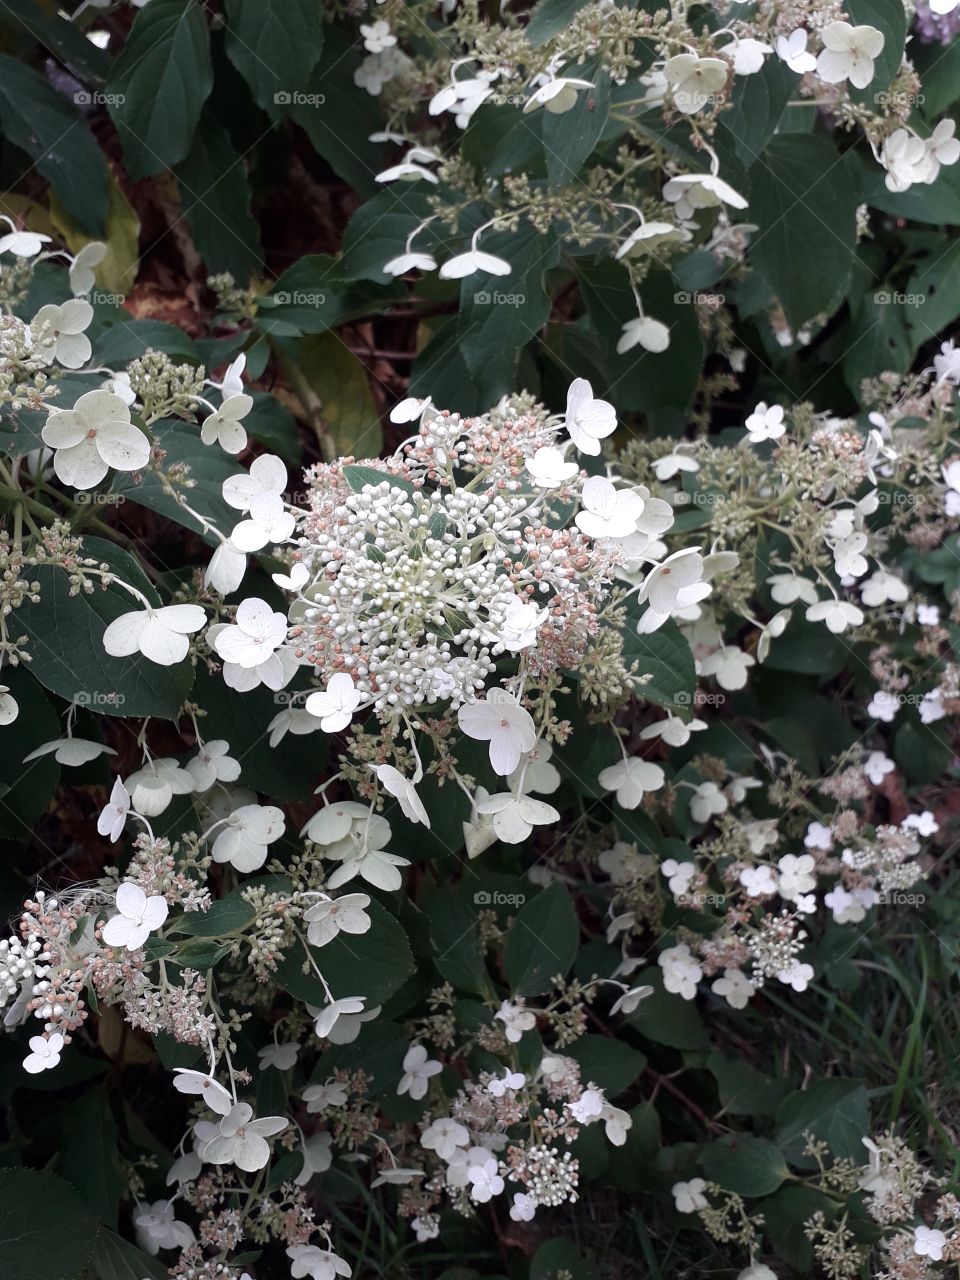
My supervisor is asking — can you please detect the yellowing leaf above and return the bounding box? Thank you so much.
[279,331,383,461]
[49,167,140,298]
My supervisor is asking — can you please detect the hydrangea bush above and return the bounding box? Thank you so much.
[2,2,960,1280]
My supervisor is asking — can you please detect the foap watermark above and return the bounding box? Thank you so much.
[874,290,926,308]
[474,890,526,908]
[874,890,926,906]
[74,492,125,506]
[74,90,125,107]
[274,291,326,307]
[874,90,925,108]
[673,290,725,307]
[473,290,526,307]
[273,91,326,107]
[676,689,726,708]
[273,690,308,707]
[673,490,728,508]
[677,891,726,908]
[90,290,126,308]
[74,690,126,708]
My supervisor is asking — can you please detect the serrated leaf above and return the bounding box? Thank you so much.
[111,418,237,544]
[0,667,61,843]
[224,0,323,113]
[623,617,697,712]
[776,1079,870,1166]
[342,464,413,495]
[543,68,609,188]
[106,0,212,179]
[276,902,415,1007]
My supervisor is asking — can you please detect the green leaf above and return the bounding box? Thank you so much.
[425,887,490,996]
[755,1186,838,1272]
[700,1135,789,1198]
[49,168,141,298]
[531,1238,591,1280]
[462,105,546,179]
[842,292,913,396]
[107,0,213,179]
[342,464,413,495]
[244,392,300,462]
[624,967,708,1049]
[111,418,237,545]
[224,0,323,113]
[91,1230,168,1280]
[263,254,396,335]
[340,189,438,284]
[175,117,262,282]
[708,1049,793,1117]
[894,718,952,784]
[543,69,610,188]
[0,53,108,234]
[0,667,61,843]
[457,223,558,405]
[192,667,325,802]
[174,890,257,938]
[504,883,579,996]
[576,260,703,412]
[62,1088,122,1228]
[0,1,110,84]
[17,538,194,719]
[846,0,906,100]
[92,318,199,366]
[283,332,382,458]
[750,134,858,327]
[285,26,382,195]
[719,60,791,166]
[906,241,960,339]
[566,1036,646,1094]
[527,0,592,46]
[623,617,697,712]
[0,1167,100,1280]
[776,1079,870,1166]
[276,902,415,1007]
[913,36,960,116]
[857,156,960,225]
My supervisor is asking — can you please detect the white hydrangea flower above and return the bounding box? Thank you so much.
[397,1043,443,1100]
[101,882,169,951]
[42,389,150,489]
[816,22,884,90]
[103,603,206,666]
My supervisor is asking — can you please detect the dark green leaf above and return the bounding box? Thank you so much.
[776,1079,870,1166]
[175,117,262,282]
[0,54,108,233]
[0,1167,99,1280]
[504,883,579,996]
[543,69,610,188]
[700,1135,789,1197]
[750,134,857,327]
[17,538,194,719]
[107,0,213,179]
[276,902,415,1007]
[224,0,323,113]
